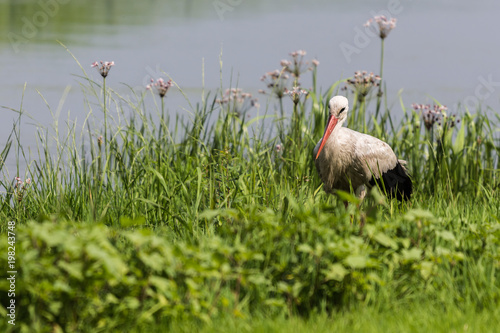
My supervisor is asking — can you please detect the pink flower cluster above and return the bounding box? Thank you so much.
[147,78,173,98]
[285,86,308,105]
[412,103,460,131]
[91,61,115,78]
[216,88,259,115]
[364,15,397,39]
[14,177,31,203]
[15,177,31,186]
[280,50,319,80]
[260,49,318,100]
[260,69,290,99]
[343,70,381,98]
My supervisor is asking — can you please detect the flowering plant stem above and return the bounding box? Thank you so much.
[375,38,385,119]
[292,102,300,146]
[98,137,103,186]
[103,77,109,162]
[360,98,367,133]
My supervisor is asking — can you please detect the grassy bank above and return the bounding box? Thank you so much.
[0,45,499,332]
[169,302,500,333]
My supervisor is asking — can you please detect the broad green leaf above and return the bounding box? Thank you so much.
[199,209,222,220]
[297,244,313,254]
[49,301,63,315]
[344,254,367,269]
[149,276,175,294]
[436,246,451,256]
[58,261,84,280]
[247,275,269,286]
[185,278,199,291]
[453,123,465,154]
[264,298,286,308]
[292,282,303,298]
[402,248,422,261]
[443,127,453,148]
[404,209,435,222]
[123,297,141,310]
[105,293,119,304]
[277,281,291,293]
[85,244,128,279]
[400,238,411,249]
[335,190,361,205]
[436,230,456,242]
[53,281,71,293]
[139,252,165,272]
[324,263,348,282]
[419,261,434,280]
[373,232,398,249]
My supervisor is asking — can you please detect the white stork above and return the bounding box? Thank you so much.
[314,96,412,202]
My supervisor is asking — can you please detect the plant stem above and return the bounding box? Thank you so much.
[279,96,284,119]
[360,98,366,133]
[159,97,165,140]
[103,77,107,144]
[293,102,299,148]
[161,97,165,119]
[375,38,385,118]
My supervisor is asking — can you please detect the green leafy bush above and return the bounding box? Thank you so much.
[3,195,498,332]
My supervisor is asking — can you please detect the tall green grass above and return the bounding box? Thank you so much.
[1,47,498,227]
[0,47,499,332]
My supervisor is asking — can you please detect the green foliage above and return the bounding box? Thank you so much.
[1,192,499,331]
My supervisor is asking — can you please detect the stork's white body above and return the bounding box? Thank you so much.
[314,96,411,201]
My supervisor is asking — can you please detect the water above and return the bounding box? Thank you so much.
[1,0,500,174]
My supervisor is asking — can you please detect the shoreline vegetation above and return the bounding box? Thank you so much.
[1,20,500,332]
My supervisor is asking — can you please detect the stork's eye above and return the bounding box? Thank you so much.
[339,107,346,114]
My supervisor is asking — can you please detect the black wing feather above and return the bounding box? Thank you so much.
[369,162,412,201]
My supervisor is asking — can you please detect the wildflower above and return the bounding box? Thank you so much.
[97,135,104,147]
[364,15,397,39]
[343,71,381,99]
[91,61,114,78]
[216,88,259,115]
[14,177,31,203]
[280,59,292,67]
[412,104,443,130]
[412,103,459,131]
[260,69,290,99]
[261,50,317,99]
[146,78,173,98]
[447,114,460,128]
[285,86,308,105]
[275,144,283,153]
[283,50,311,80]
[290,50,307,57]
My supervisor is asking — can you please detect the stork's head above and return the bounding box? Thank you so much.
[315,96,349,159]
[329,95,349,120]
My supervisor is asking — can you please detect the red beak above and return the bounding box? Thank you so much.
[315,115,339,159]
